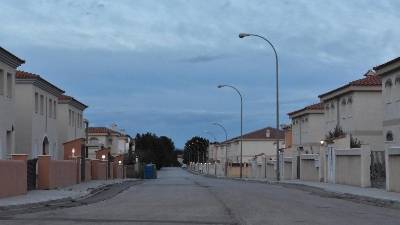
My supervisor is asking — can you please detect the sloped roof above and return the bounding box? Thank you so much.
[59,94,88,110]
[16,70,65,94]
[374,57,400,71]
[287,102,324,117]
[318,74,381,99]
[224,127,284,144]
[0,46,25,68]
[87,127,122,136]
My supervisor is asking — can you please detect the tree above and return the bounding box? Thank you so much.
[183,136,209,164]
[134,132,179,169]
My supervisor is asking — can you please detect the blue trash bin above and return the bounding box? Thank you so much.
[144,164,157,179]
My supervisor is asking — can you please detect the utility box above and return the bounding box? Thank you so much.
[143,164,157,179]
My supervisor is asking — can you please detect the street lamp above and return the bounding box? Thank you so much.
[72,148,75,157]
[212,122,229,176]
[239,33,280,181]
[101,154,106,161]
[217,84,243,178]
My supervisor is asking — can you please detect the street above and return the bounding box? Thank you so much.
[1,168,400,225]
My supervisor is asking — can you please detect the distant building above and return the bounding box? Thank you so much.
[288,102,324,155]
[217,127,284,163]
[318,72,383,151]
[87,124,131,159]
[15,70,64,159]
[57,94,88,159]
[0,47,24,159]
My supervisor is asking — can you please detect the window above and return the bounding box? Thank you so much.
[53,100,57,118]
[90,137,99,145]
[386,131,394,142]
[347,96,353,104]
[6,73,12,98]
[49,99,52,118]
[330,102,335,109]
[68,109,72,126]
[34,93,39,113]
[395,76,400,85]
[72,111,75,127]
[385,78,393,103]
[0,69,4,96]
[385,78,393,88]
[341,98,347,105]
[40,95,44,115]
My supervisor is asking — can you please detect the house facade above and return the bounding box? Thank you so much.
[217,127,284,163]
[87,125,130,159]
[57,94,88,159]
[288,102,324,155]
[374,57,400,145]
[0,47,24,159]
[318,72,383,151]
[15,71,64,159]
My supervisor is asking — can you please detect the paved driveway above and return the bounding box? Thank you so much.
[1,167,400,225]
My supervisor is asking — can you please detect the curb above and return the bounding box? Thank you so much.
[187,169,400,209]
[0,180,136,213]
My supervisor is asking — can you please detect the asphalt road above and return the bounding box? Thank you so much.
[1,168,400,225]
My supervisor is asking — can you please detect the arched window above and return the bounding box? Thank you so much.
[386,131,394,142]
[90,137,99,145]
[385,78,393,103]
[395,76,400,85]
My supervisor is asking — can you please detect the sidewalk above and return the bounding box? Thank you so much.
[0,179,134,208]
[190,169,400,205]
[281,180,400,204]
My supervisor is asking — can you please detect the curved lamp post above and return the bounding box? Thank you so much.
[239,33,280,181]
[217,84,243,178]
[212,122,228,176]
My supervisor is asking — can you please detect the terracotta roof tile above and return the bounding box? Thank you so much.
[16,70,39,79]
[58,94,88,109]
[87,127,122,136]
[16,70,65,94]
[226,127,284,143]
[288,102,324,116]
[319,74,381,99]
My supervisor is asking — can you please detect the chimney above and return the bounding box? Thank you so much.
[110,123,118,131]
[266,129,271,138]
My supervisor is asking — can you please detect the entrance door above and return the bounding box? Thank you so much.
[42,137,49,155]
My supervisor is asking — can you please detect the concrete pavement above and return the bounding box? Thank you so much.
[1,168,400,225]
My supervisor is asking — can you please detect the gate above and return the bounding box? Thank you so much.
[27,158,38,190]
[370,151,386,189]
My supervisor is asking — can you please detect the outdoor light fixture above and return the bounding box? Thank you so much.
[72,148,75,157]
[320,140,325,145]
[118,160,122,165]
[101,154,106,160]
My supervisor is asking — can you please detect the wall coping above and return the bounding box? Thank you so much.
[300,154,318,160]
[335,148,362,156]
[387,147,400,156]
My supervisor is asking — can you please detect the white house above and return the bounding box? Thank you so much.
[374,57,400,145]
[318,71,383,151]
[15,70,65,159]
[87,124,130,159]
[57,94,88,159]
[0,47,24,159]
[288,102,324,155]
[217,127,284,163]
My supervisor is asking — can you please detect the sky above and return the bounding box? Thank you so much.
[1,0,400,148]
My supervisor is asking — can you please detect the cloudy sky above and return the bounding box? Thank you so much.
[1,0,399,147]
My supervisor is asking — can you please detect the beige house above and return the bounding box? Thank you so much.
[0,47,25,159]
[288,102,324,155]
[217,127,284,163]
[318,72,383,151]
[15,71,65,159]
[374,58,400,145]
[87,124,130,159]
[57,94,88,159]
[374,57,400,192]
